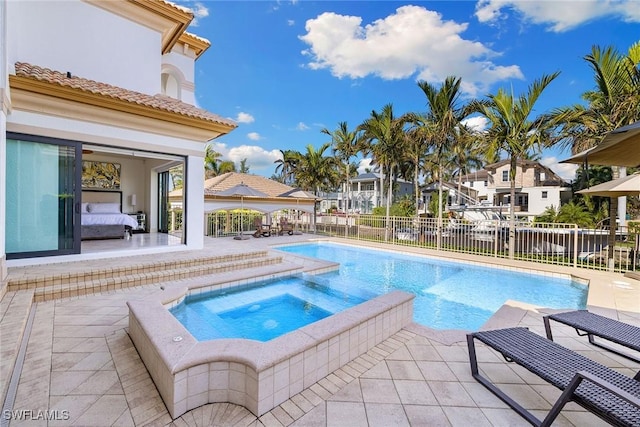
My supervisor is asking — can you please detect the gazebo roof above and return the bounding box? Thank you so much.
[204,172,295,197]
[169,172,317,213]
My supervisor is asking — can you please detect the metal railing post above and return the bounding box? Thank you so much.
[573,224,579,268]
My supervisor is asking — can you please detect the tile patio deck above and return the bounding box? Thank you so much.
[2,235,639,426]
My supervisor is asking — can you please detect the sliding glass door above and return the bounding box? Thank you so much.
[6,133,81,259]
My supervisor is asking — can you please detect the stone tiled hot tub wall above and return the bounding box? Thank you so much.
[128,282,414,419]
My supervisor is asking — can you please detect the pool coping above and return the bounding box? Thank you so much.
[127,269,415,418]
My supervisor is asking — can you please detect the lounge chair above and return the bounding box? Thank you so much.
[467,327,640,426]
[252,217,271,238]
[543,310,640,363]
[278,218,294,236]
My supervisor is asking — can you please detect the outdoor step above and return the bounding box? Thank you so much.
[30,255,285,302]
[159,261,305,298]
[7,250,270,291]
[0,290,34,403]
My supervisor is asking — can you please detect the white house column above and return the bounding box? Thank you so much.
[185,154,205,249]
[618,167,627,228]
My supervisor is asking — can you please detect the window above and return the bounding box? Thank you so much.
[540,172,546,181]
[161,73,181,100]
[469,181,474,187]
[484,180,488,187]
[502,170,508,181]
[542,191,548,199]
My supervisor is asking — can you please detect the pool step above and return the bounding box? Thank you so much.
[6,250,284,302]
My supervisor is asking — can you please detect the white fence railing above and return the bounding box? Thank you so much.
[168,209,639,273]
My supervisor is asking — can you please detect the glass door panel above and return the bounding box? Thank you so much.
[158,170,169,233]
[6,135,80,258]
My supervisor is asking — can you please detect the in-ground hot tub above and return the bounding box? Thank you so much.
[127,273,414,419]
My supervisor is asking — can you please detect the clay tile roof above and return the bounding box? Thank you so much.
[204,173,296,198]
[158,0,192,15]
[14,62,236,128]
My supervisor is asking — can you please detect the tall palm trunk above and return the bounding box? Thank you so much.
[414,159,421,221]
[344,165,350,237]
[385,165,393,241]
[437,162,443,250]
[615,167,627,228]
[608,197,618,270]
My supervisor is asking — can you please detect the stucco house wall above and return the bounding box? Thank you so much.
[1,0,235,277]
[7,1,161,95]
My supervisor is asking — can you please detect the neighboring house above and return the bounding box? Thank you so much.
[483,159,572,220]
[440,160,572,220]
[1,1,236,282]
[459,170,490,201]
[328,173,413,214]
[421,181,481,209]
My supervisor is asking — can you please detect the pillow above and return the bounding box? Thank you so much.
[87,202,121,214]
[81,202,90,213]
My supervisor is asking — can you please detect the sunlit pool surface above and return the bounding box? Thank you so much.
[170,276,371,341]
[276,242,588,330]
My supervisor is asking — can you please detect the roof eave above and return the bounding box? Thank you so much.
[9,74,236,137]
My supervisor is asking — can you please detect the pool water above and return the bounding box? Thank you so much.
[170,276,370,341]
[277,242,588,330]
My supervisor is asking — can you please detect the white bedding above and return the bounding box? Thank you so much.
[82,213,139,228]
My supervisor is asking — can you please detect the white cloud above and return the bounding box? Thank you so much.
[296,122,310,131]
[236,112,255,123]
[193,2,209,19]
[227,145,282,173]
[540,156,578,181]
[207,141,229,157]
[247,132,261,141]
[462,116,489,133]
[357,158,374,174]
[288,19,295,26]
[176,1,209,26]
[475,0,640,32]
[299,5,523,96]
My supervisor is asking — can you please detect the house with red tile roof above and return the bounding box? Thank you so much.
[0,0,236,282]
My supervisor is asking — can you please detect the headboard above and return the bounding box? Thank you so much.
[82,190,123,206]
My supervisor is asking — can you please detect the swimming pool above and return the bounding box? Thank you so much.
[170,277,371,341]
[276,242,588,330]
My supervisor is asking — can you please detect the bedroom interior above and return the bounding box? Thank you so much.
[80,144,185,245]
[81,190,140,240]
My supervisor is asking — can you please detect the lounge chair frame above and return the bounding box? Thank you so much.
[253,217,272,238]
[278,218,294,236]
[543,310,640,363]
[467,327,640,427]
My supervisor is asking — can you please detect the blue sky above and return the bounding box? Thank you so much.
[177,0,640,180]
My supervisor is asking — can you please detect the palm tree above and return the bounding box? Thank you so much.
[558,42,640,155]
[471,72,561,258]
[204,144,236,178]
[290,143,339,231]
[239,158,250,173]
[417,76,476,248]
[557,42,640,249]
[359,104,406,241]
[447,124,483,205]
[274,149,300,186]
[322,122,361,230]
[403,112,433,220]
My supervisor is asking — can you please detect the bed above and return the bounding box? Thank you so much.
[81,190,139,240]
